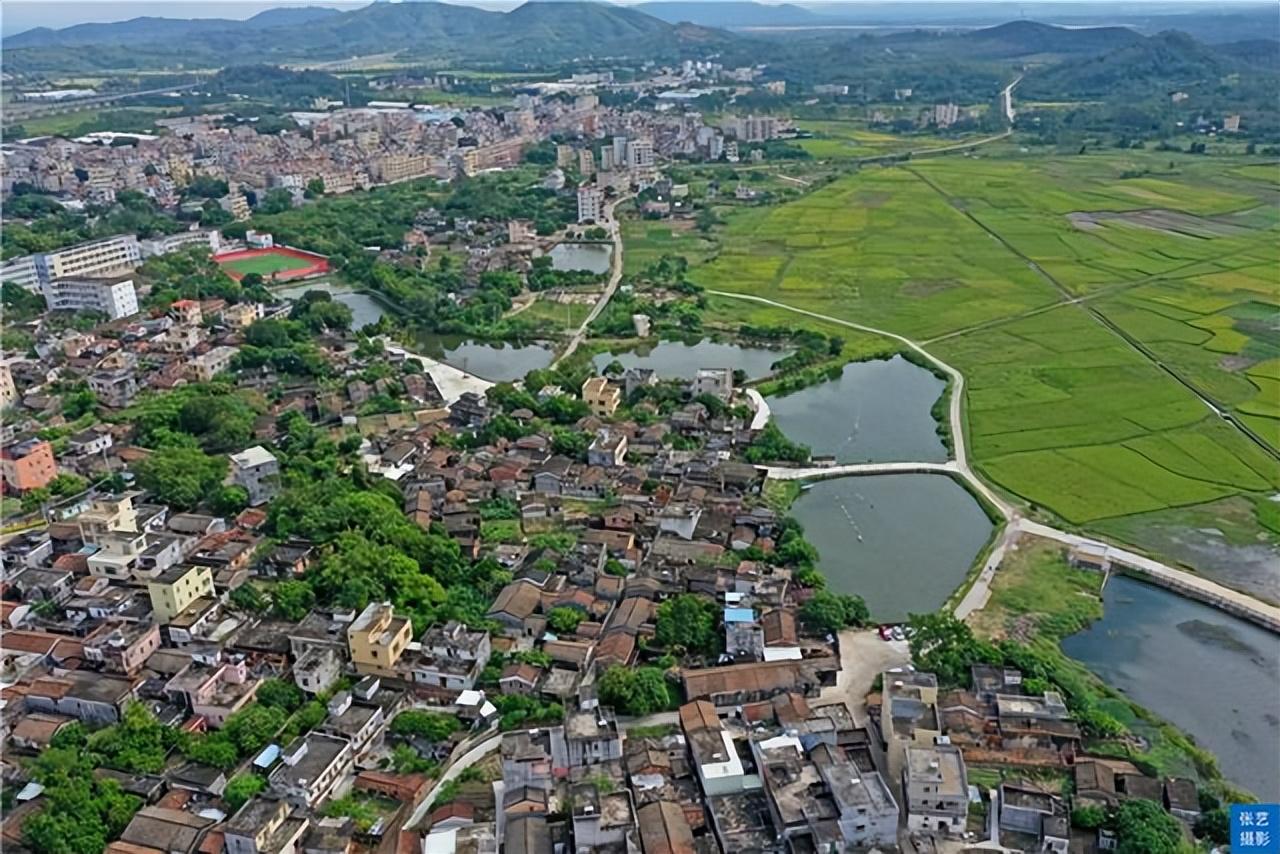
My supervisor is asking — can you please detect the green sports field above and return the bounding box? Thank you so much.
[682,147,1280,527]
[220,254,315,277]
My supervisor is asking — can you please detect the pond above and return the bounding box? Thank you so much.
[548,242,613,274]
[591,339,791,380]
[274,280,387,330]
[412,334,555,383]
[1062,576,1280,800]
[790,474,994,622]
[767,355,948,463]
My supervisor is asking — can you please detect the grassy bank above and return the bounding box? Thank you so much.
[967,540,1251,801]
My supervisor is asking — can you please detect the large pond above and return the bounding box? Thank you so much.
[274,280,387,330]
[591,339,790,380]
[1062,576,1280,800]
[791,474,994,622]
[413,334,556,383]
[547,242,612,274]
[767,355,948,463]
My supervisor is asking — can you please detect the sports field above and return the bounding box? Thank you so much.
[215,247,329,282]
[684,148,1280,527]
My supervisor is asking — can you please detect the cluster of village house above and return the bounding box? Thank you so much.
[0,265,1214,854]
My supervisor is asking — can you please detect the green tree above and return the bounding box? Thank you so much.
[1193,808,1228,845]
[1072,805,1106,830]
[256,678,304,712]
[132,446,228,510]
[223,774,267,812]
[655,594,720,657]
[210,484,250,516]
[547,606,584,635]
[799,591,870,635]
[272,580,316,621]
[222,705,287,756]
[390,710,460,742]
[598,666,671,715]
[1112,799,1187,854]
[907,612,1000,687]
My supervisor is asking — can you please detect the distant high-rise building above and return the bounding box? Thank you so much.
[612,136,628,168]
[932,103,961,128]
[600,147,616,171]
[578,149,596,176]
[625,138,654,169]
[577,186,604,224]
[43,275,139,320]
[556,143,575,168]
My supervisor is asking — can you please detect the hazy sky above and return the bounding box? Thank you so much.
[0,0,1251,36]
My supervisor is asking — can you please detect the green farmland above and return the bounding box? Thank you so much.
[683,148,1280,528]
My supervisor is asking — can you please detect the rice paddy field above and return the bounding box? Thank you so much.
[681,147,1280,529]
[794,119,986,160]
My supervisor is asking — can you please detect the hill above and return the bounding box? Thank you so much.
[634,2,823,28]
[1022,29,1260,98]
[2,1,732,72]
[3,7,342,49]
[961,20,1144,58]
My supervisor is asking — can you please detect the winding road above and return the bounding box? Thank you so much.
[711,290,1280,634]
[553,193,633,366]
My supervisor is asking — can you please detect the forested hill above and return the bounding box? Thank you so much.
[2,1,733,73]
[1020,30,1279,99]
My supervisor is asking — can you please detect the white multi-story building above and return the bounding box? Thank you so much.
[139,229,221,259]
[0,255,41,293]
[577,186,604,224]
[625,138,655,169]
[229,445,280,507]
[44,276,139,319]
[32,234,141,287]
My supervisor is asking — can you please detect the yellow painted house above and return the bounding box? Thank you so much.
[347,602,413,678]
[147,565,214,624]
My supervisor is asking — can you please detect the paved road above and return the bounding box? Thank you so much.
[553,194,633,366]
[407,729,501,830]
[8,82,201,121]
[711,290,1280,633]
[1000,75,1022,124]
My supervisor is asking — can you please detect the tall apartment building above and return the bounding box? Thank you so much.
[932,103,961,128]
[370,153,434,184]
[577,186,604,224]
[43,275,139,320]
[556,143,576,168]
[0,255,41,293]
[578,148,596,177]
[31,234,141,288]
[625,138,655,169]
[219,192,251,221]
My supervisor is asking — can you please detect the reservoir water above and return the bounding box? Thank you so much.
[413,335,556,383]
[274,281,387,330]
[767,355,948,463]
[791,474,993,621]
[1062,576,1280,799]
[591,339,791,381]
[548,242,613,274]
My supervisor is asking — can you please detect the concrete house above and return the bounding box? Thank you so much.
[902,743,968,836]
[229,445,281,507]
[565,708,623,769]
[269,733,354,809]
